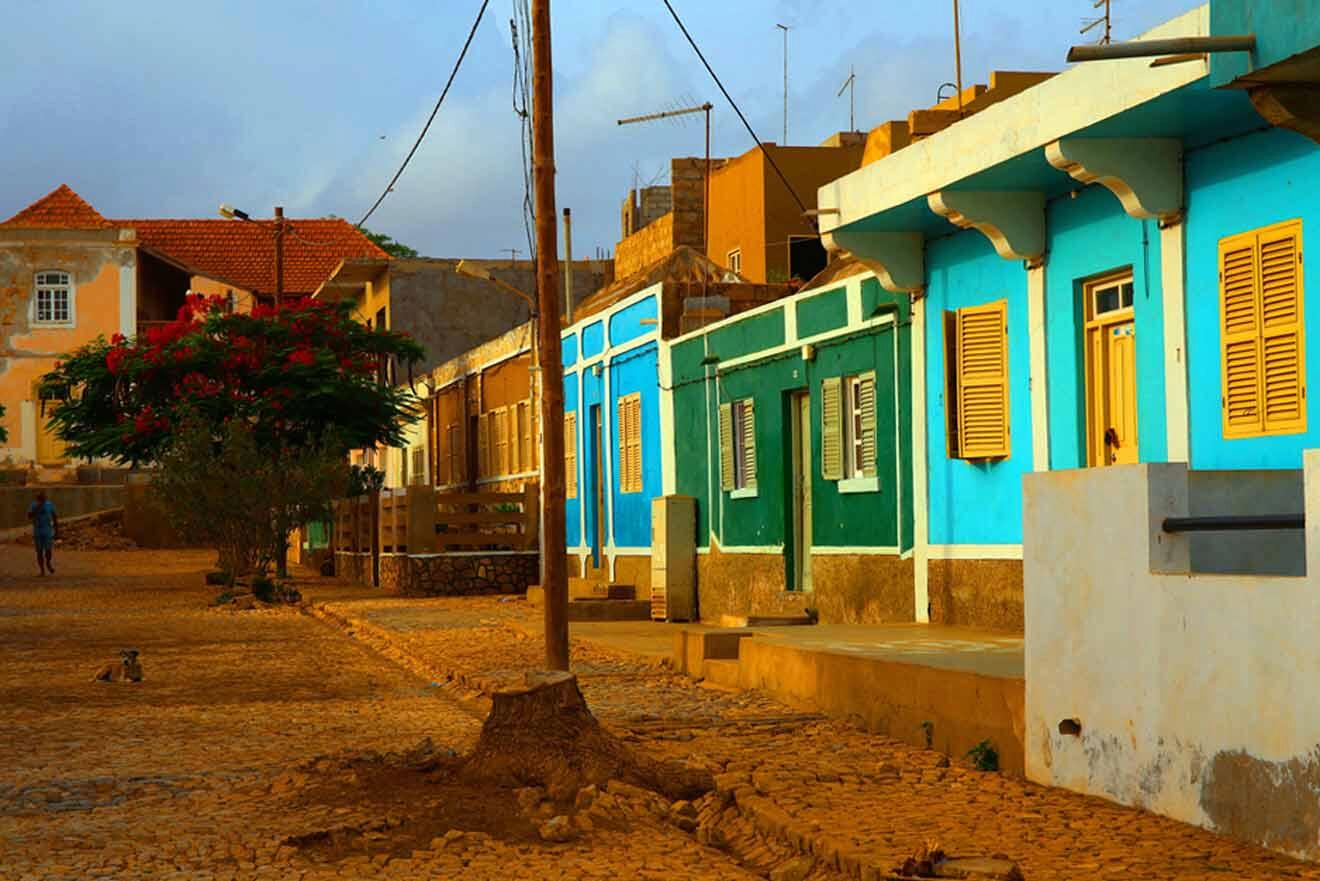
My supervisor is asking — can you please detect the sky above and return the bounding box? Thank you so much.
[1,0,1199,260]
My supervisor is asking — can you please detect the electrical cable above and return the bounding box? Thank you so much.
[357,0,492,228]
[658,0,817,230]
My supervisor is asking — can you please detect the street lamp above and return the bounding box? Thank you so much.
[219,203,285,308]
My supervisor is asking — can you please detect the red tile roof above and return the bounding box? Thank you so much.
[0,184,114,229]
[127,218,390,296]
[3,185,390,296]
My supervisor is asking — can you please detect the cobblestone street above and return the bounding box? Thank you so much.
[3,547,1320,880]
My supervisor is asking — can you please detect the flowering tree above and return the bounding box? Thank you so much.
[43,295,424,578]
[43,295,423,464]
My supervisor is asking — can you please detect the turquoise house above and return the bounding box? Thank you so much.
[815,2,1320,631]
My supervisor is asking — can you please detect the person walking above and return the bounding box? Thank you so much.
[28,491,58,576]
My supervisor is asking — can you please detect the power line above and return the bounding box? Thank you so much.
[659,0,815,229]
[356,0,492,228]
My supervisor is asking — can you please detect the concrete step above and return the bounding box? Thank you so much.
[719,614,815,628]
[566,599,651,622]
[701,658,741,688]
[529,581,636,606]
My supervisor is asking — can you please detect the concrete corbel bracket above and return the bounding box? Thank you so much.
[1248,84,1320,146]
[821,229,924,294]
[926,190,1046,262]
[1045,138,1183,222]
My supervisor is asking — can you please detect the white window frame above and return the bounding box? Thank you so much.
[32,270,75,327]
[839,373,880,494]
[727,248,742,276]
[731,398,757,497]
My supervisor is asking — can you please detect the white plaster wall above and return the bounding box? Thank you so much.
[1024,455,1320,859]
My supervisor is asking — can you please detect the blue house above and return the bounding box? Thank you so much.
[816,1,1320,631]
[561,252,787,592]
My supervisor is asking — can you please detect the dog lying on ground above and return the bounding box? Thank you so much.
[93,649,143,683]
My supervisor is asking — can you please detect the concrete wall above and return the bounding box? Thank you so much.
[390,258,608,376]
[615,213,675,279]
[1187,467,1306,575]
[0,485,122,530]
[1024,456,1320,859]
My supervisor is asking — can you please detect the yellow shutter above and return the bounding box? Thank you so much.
[564,412,578,499]
[1259,221,1306,434]
[477,413,490,478]
[741,399,757,488]
[617,393,642,493]
[821,377,843,479]
[858,372,877,477]
[519,402,533,473]
[956,300,1010,459]
[718,402,735,491]
[448,423,463,485]
[1221,231,1264,437]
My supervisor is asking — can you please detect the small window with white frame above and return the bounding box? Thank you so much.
[719,398,757,494]
[727,248,742,276]
[844,373,876,479]
[33,271,73,325]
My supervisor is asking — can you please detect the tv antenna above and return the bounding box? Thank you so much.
[1081,0,1112,45]
[837,66,856,132]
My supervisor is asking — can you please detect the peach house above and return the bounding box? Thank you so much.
[0,184,388,472]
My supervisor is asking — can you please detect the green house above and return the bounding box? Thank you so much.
[666,262,915,623]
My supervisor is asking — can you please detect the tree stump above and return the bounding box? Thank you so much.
[461,671,711,803]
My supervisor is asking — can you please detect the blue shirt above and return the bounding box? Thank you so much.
[28,501,55,538]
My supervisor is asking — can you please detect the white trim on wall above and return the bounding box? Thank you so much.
[1027,262,1051,471]
[1160,219,1190,463]
[811,545,900,555]
[911,297,930,622]
[927,543,1023,560]
[119,249,137,338]
[658,339,677,496]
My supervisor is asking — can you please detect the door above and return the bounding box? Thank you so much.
[1084,272,1139,466]
[789,392,813,591]
[34,382,66,465]
[589,404,605,569]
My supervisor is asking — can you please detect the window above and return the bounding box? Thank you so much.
[411,447,426,486]
[564,412,578,499]
[943,300,1010,459]
[477,412,490,478]
[820,374,878,486]
[617,392,643,493]
[1220,219,1306,438]
[33,271,73,325]
[727,248,742,276]
[518,401,533,472]
[718,398,757,493]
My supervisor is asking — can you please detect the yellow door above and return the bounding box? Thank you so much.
[33,383,67,465]
[1084,273,1139,467]
[1106,322,1138,465]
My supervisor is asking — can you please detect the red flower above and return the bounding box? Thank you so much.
[286,347,316,367]
[106,348,130,375]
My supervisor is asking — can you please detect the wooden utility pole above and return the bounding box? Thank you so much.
[532,0,570,671]
[273,206,285,309]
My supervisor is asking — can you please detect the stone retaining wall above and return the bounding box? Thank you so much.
[378,551,538,597]
[334,552,373,586]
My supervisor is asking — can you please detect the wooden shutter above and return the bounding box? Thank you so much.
[740,399,757,489]
[821,377,843,479]
[956,301,1010,459]
[943,311,961,458]
[477,413,490,478]
[1221,231,1264,436]
[617,393,643,493]
[858,372,877,477]
[1260,222,1306,433]
[1221,221,1307,438]
[718,402,735,490]
[564,412,578,499]
[519,402,533,472]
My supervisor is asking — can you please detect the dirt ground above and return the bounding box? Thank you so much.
[4,546,1320,881]
[0,547,758,881]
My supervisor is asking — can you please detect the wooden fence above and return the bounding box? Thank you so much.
[434,483,539,550]
[332,482,539,557]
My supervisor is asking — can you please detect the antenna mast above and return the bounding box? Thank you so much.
[776,24,791,144]
[1081,0,1112,45]
[837,66,856,132]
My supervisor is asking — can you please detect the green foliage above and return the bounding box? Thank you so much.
[152,412,350,585]
[362,228,420,258]
[348,464,386,497]
[40,295,424,466]
[967,739,999,772]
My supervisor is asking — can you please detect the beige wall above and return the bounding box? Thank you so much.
[1024,457,1320,859]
